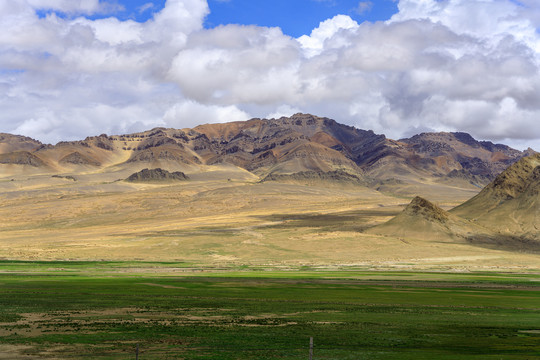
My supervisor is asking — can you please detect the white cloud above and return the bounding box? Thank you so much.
[0,0,209,143]
[298,15,359,57]
[10,103,162,143]
[1,0,540,151]
[391,0,540,51]
[168,25,302,105]
[77,17,144,45]
[163,101,250,127]
[266,105,303,120]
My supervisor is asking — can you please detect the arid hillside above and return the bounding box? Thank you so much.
[367,196,489,243]
[452,152,540,240]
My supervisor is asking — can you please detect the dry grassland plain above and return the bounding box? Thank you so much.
[0,168,538,270]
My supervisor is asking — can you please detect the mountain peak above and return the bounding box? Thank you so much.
[0,133,43,154]
[484,152,540,201]
[451,152,540,218]
[404,196,449,223]
[450,152,540,241]
[366,195,471,242]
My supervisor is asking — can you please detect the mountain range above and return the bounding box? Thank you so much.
[0,114,534,189]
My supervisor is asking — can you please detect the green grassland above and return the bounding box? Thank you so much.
[0,262,539,359]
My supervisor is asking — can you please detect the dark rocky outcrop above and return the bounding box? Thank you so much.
[261,170,363,183]
[125,168,189,182]
[52,175,77,181]
[59,152,101,166]
[0,133,42,153]
[403,196,449,223]
[0,151,45,167]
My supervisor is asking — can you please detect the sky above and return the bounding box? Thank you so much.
[1,0,540,151]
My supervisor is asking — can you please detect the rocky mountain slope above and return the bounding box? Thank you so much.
[367,196,487,242]
[452,152,540,240]
[400,132,527,179]
[0,134,42,154]
[370,153,540,252]
[0,114,532,186]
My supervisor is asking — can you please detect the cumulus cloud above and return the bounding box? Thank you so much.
[1,0,540,150]
[168,25,302,105]
[391,0,540,50]
[0,0,209,142]
[297,15,359,57]
[163,101,250,128]
[266,104,304,120]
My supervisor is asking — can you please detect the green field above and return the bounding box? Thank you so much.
[0,262,539,359]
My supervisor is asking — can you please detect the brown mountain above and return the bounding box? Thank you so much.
[189,114,530,184]
[0,133,42,154]
[190,115,363,175]
[399,132,526,181]
[451,152,540,240]
[367,196,487,242]
[0,114,531,186]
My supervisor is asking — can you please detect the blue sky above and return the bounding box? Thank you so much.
[204,0,399,37]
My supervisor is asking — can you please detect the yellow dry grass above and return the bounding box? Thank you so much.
[0,168,538,270]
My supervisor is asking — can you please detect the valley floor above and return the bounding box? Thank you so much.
[0,170,538,270]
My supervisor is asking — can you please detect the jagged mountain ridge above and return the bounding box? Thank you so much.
[0,113,532,183]
[0,133,42,154]
[400,132,528,179]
